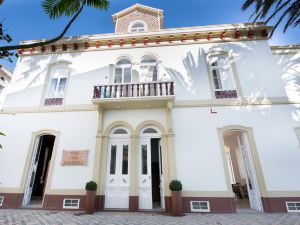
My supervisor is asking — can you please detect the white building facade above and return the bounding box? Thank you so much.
[0,4,300,213]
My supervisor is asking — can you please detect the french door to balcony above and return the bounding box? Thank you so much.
[105,139,130,209]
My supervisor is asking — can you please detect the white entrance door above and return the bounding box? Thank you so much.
[105,140,130,209]
[158,140,165,209]
[138,139,152,209]
[23,136,43,206]
[238,133,263,211]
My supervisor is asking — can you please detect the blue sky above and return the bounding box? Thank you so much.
[0,0,299,71]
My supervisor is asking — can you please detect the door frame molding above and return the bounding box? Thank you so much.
[217,125,267,209]
[20,129,60,206]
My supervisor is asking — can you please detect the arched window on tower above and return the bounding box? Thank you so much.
[129,21,147,32]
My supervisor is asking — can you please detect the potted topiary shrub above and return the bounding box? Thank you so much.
[85,181,97,214]
[169,179,183,216]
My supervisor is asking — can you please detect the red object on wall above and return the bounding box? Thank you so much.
[62,44,67,51]
[220,31,226,40]
[51,45,56,52]
[73,43,78,50]
[30,48,34,54]
[181,34,187,42]
[169,35,174,43]
[96,41,101,48]
[248,30,254,38]
[234,31,241,39]
[41,46,45,52]
[131,38,136,46]
[144,37,149,45]
[156,36,161,44]
[18,49,23,54]
[108,40,112,47]
[207,32,213,41]
[194,33,200,41]
[84,42,89,49]
[261,29,268,38]
[120,39,124,47]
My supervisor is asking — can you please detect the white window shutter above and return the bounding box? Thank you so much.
[108,64,115,84]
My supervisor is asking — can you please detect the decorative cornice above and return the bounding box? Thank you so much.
[18,23,271,56]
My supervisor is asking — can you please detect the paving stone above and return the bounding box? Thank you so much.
[0,209,300,225]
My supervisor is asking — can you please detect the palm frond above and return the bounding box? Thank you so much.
[42,0,109,19]
[0,131,5,136]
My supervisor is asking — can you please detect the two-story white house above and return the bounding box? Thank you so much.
[0,4,300,213]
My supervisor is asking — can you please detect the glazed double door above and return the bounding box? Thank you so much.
[105,140,130,209]
[139,138,164,209]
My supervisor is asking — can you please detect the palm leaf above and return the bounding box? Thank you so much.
[42,0,109,19]
[0,131,5,136]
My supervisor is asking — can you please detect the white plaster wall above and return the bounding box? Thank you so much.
[3,40,289,108]
[103,108,166,132]
[173,104,300,192]
[273,52,300,101]
[0,111,98,189]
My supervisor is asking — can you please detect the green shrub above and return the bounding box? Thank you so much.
[169,180,182,191]
[85,181,97,191]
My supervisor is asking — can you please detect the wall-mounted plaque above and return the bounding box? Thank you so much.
[61,150,89,166]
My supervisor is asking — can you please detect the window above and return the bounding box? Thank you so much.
[45,64,69,106]
[0,196,4,206]
[142,145,148,174]
[140,56,158,82]
[286,202,300,212]
[63,199,80,209]
[122,145,128,175]
[209,55,237,99]
[130,21,147,32]
[113,128,128,134]
[143,128,158,134]
[114,59,132,84]
[110,145,117,174]
[190,201,210,212]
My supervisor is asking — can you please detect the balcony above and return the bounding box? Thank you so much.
[92,81,175,109]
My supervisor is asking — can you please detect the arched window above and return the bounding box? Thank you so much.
[209,55,237,99]
[114,59,132,84]
[113,128,128,134]
[140,55,158,82]
[129,21,147,32]
[143,128,158,134]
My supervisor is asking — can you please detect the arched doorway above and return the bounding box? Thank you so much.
[222,129,263,211]
[23,134,56,207]
[105,127,130,209]
[138,126,164,210]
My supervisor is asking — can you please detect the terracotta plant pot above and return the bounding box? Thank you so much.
[171,190,182,216]
[85,190,96,214]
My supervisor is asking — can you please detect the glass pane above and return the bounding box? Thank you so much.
[48,78,58,97]
[220,69,235,90]
[142,145,147,175]
[159,146,163,175]
[122,145,128,175]
[116,59,131,65]
[124,68,131,83]
[151,66,158,81]
[110,145,117,174]
[114,68,122,83]
[143,128,158,134]
[57,78,67,97]
[113,129,128,134]
[212,70,222,89]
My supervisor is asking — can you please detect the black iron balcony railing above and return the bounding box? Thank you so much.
[93,81,174,99]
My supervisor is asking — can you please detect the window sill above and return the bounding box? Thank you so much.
[215,90,237,99]
[44,98,63,106]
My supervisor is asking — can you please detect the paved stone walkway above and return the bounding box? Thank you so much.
[0,209,300,225]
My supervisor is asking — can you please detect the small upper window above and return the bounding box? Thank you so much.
[209,55,237,99]
[140,56,158,82]
[143,128,158,134]
[129,21,147,32]
[44,64,69,106]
